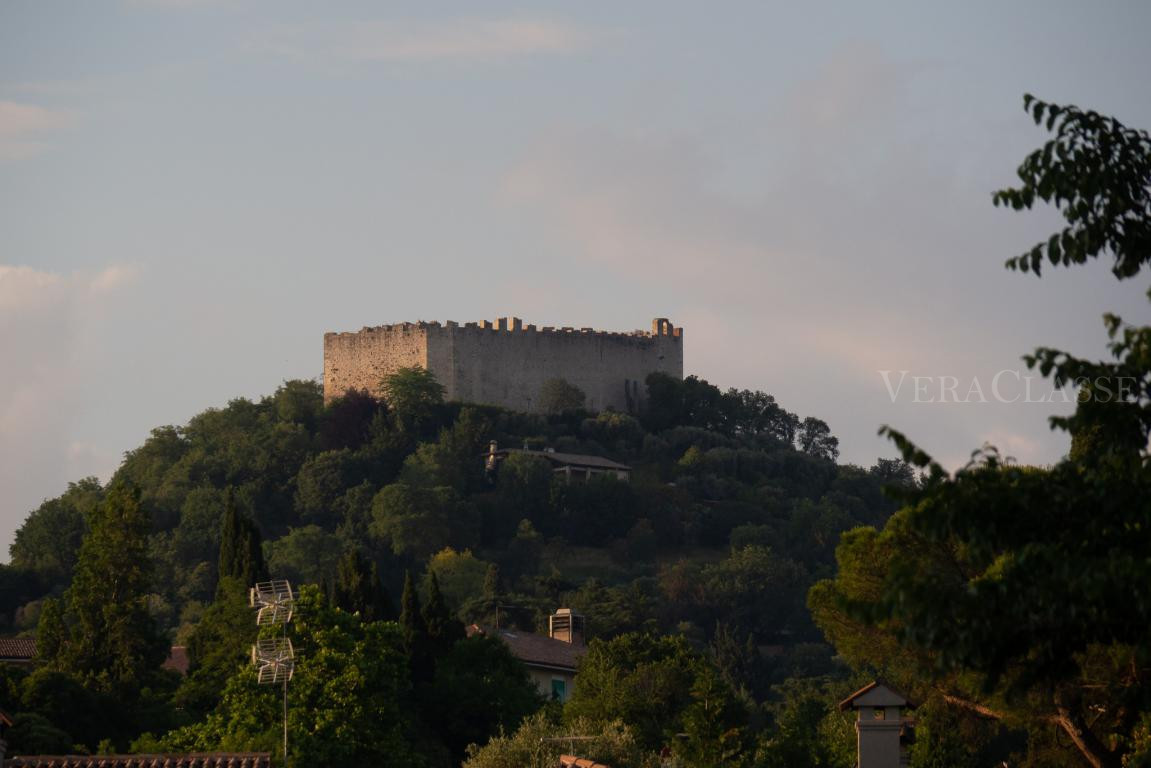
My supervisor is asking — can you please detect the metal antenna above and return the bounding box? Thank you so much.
[251,579,295,765]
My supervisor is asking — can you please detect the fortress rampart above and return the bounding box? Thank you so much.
[323,317,683,414]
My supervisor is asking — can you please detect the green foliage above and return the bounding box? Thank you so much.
[371,482,478,561]
[216,490,265,588]
[162,585,431,768]
[427,636,544,762]
[64,484,168,696]
[564,633,701,751]
[813,95,1151,768]
[426,547,489,613]
[9,477,99,592]
[797,417,839,462]
[6,712,75,755]
[676,662,752,768]
[264,525,342,585]
[756,677,854,768]
[382,366,446,436]
[35,596,65,665]
[176,577,256,716]
[422,571,465,657]
[463,711,649,768]
[538,378,587,414]
[994,94,1151,279]
[333,549,393,621]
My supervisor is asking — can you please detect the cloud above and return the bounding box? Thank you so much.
[500,41,1095,471]
[123,0,235,8]
[262,18,599,63]
[0,101,70,161]
[0,264,137,556]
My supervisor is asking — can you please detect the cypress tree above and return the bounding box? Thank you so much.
[422,571,464,656]
[399,570,433,683]
[368,562,396,622]
[482,563,503,601]
[216,489,265,592]
[334,552,395,622]
[399,570,425,650]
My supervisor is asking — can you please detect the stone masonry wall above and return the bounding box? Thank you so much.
[323,323,429,403]
[323,317,683,414]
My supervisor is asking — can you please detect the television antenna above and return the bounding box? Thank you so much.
[250,579,295,764]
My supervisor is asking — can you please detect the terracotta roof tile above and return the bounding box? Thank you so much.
[7,754,271,768]
[0,636,36,660]
[560,756,612,768]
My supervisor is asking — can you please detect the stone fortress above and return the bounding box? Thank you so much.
[323,317,683,414]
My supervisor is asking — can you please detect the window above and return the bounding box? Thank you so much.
[551,678,568,701]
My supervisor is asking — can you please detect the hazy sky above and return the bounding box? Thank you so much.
[2,1,1149,557]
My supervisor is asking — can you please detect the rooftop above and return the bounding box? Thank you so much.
[468,625,586,673]
[6,754,271,768]
[495,448,631,472]
[0,636,36,661]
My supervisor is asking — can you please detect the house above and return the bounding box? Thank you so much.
[838,680,916,768]
[469,608,587,702]
[0,638,35,666]
[486,442,631,483]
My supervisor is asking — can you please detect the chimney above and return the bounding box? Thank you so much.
[549,608,586,645]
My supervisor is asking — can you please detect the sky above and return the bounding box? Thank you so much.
[1,1,1149,557]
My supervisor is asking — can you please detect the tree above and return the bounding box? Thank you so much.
[464,712,646,768]
[64,484,167,696]
[994,94,1150,279]
[812,95,1151,768]
[427,636,543,763]
[9,478,98,592]
[216,490,265,589]
[382,366,445,435]
[264,525,343,586]
[422,572,465,657]
[370,482,478,561]
[538,378,587,414]
[35,597,65,666]
[177,502,266,716]
[426,547,489,612]
[564,632,701,750]
[398,570,432,685]
[158,586,430,767]
[333,550,393,622]
[797,417,839,462]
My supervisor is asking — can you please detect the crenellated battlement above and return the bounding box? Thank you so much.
[325,317,682,342]
[323,317,684,413]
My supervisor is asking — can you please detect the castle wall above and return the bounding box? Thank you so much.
[323,323,429,402]
[323,318,684,414]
